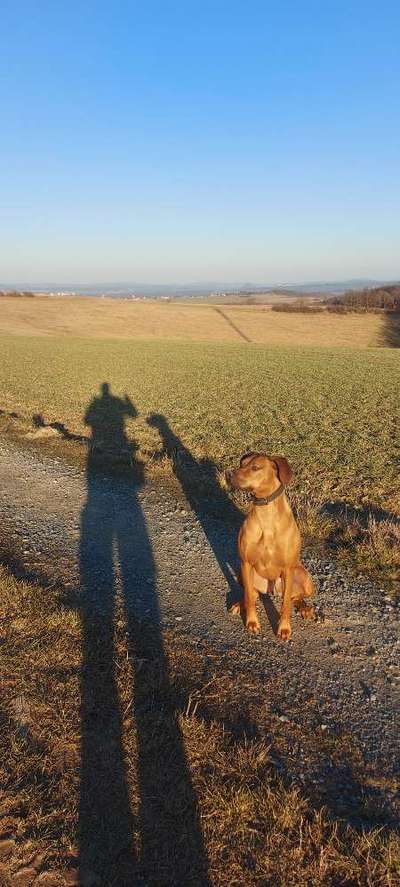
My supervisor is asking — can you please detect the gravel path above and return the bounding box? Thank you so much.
[0,435,399,793]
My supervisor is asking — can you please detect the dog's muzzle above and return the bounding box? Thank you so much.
[226,469,244,490]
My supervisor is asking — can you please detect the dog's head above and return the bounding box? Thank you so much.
[227,452,293,495]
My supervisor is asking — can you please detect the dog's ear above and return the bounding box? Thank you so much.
[271,456,294,486]
[240,451,259,467]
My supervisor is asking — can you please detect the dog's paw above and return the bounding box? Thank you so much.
[246,617,261,635]
[277,620,292,641]
[297,604,315,620]
[229,602,242,617]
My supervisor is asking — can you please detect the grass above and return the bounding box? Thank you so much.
[0,334,399,512]
[0,332,399,589]
[0,294,385,346]
[1,562,399,886]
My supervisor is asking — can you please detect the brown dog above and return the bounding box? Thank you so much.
[228,452,314,640]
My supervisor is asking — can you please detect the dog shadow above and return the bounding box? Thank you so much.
[147,413,245,612]
[259,592,280,635]
[147,413,286,637]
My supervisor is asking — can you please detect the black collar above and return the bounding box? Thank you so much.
[250,483,285,506]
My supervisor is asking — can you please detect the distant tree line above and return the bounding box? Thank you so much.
[0,290,35,298]
[327,284,400,312]
[271,300,324,313]
[272,285,400,314]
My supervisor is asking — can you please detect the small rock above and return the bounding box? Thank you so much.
[328,639,341,653]
[175,616,183,622]
[320,724,328,731]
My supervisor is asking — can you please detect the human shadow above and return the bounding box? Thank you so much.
[147,414,250,616]
[84,381,138,463]
[79,383,209,885]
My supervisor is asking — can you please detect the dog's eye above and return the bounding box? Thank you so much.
[252,465,259,472]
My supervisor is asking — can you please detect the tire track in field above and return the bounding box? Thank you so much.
[213,307,252,342]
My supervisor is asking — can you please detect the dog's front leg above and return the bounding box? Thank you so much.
[241,561,261,635]
[278,568,294,641]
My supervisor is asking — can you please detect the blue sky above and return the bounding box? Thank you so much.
[1,1,399,284]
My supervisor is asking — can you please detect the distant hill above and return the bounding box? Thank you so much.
[1,278,398,300]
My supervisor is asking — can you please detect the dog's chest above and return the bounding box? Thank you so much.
[259,526,279,559]
[252,526,289,578]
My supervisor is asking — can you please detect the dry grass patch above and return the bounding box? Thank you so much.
[0,563,399,886]
[332,516,400,593]
[0,295,385,347]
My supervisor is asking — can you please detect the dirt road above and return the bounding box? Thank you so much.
[0,434,399,809]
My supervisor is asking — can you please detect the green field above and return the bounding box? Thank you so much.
[1,334,399,515]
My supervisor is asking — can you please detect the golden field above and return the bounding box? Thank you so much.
[0,295,386,347]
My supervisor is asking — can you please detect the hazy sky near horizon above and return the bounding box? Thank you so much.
[1,1,399,285]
